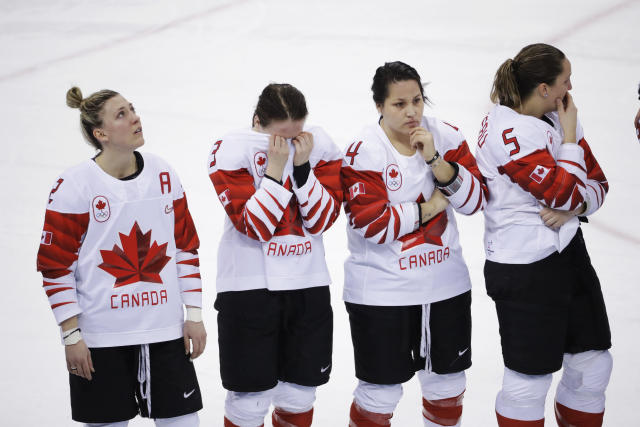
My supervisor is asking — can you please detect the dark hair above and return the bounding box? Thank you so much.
[66,86,119,150]
[371,61,429,106]
[253,83,308,127]
[491,43,566,108]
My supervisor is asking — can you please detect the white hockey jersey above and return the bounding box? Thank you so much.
[36,153,202,347]
[475,104,608,263]
[341,117,487,306]
[208,126,342,293]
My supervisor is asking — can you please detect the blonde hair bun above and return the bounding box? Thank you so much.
[66,86,83,109]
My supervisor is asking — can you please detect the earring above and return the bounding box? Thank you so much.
[544,93,548,98]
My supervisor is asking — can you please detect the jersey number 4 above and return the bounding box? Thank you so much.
[502,128,520,156]
[345,141,363,166]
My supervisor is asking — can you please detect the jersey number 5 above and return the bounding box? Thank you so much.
[502,128,520,156]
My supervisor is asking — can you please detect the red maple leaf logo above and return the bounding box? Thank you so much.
[274,177,305,237]
[95,200,106,210]
[98,222,171,287]
[257,156,266,166]
[537,167,544,175]
[398,194,448,251]
[389,169,398,178]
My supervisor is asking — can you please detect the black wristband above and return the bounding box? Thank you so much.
[426,151,440,165]
[436,162,462,196]
[293,161,311,187]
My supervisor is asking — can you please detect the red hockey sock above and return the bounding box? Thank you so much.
[224,416,264,427]
[349,401,393,426]
[272,407,314,427]
[422,392,464,426]
[496,411,544,426]
[555,401,604,427]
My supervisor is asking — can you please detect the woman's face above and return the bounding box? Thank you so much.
[96,95,144,151]
[378,79,424,137]
[256,118,305,139]
[545,58,572,111]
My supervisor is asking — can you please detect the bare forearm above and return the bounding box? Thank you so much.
[429,156,455,184]
[60,316,78,331]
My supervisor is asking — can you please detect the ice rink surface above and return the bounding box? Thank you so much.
[1,0,638,425]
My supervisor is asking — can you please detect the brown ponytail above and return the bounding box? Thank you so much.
[66,86,119,150]
[491,43,566,109]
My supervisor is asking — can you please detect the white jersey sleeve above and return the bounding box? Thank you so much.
[292,126,343,235]
[493,118,587,211]
[430,120,488,215]
[208,134,293,242]
[341,138,419,244]
[36,172,88,325]
[166,165,203,308]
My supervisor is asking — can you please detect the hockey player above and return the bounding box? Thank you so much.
[37,87,206,426]
[207,83,342,427]
[341,61,487,427]
[475,43,612,426]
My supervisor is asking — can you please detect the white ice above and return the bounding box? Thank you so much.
[1,0,638,425]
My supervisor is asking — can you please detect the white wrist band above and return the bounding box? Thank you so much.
[186,307,202,322]
[63,328,82,346]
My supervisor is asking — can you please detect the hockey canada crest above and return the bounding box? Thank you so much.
[385,164,402,191]
[99,222,171,288]
[254,151,267,177]
[92,195,111,222]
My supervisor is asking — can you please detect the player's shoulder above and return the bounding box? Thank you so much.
[342,123,387,169]
[490,104,547,143]
[140,151,173,172]
[209,128,267,170]
[305,125,341,161]
[46,159,95,212]
[425,116,466,149]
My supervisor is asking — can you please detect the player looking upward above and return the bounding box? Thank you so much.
[37,87,206,426]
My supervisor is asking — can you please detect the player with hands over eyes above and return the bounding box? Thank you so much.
[208,83,343,427]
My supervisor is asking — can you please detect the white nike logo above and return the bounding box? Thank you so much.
[320,364,331,373]
[458,348,469,357]
[184,389,196,398]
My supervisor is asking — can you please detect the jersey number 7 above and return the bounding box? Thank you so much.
[502,128,520,156]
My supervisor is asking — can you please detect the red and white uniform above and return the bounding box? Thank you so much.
[475,104,608,263]
[341,117,487,306]
[36,153,202,347]
[208,126,342,293]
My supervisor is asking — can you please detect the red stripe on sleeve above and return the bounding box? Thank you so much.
[578,138,609,193]
[443,140,488,199]
[173,193,200,253]
[45,286,73,297]
[498,148,584,209]
[37,210,89,279]
[177,258,200,266]
[51,301,75,310]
